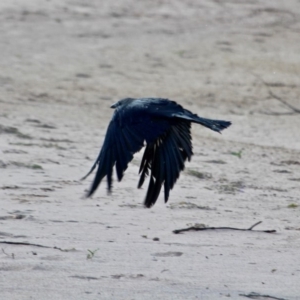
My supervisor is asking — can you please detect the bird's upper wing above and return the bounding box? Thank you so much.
[83,103,172,197]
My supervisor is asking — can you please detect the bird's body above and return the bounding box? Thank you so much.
[83,98,231,207]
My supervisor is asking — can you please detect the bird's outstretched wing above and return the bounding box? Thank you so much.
[138,120,193,208]
[82,105,172,198]
[82,119,145,197]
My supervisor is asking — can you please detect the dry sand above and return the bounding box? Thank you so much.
[0,0,300,299]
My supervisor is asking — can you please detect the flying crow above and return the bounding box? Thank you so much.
[82,98,231,208]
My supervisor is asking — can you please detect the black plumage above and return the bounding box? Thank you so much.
[82,98,231,208]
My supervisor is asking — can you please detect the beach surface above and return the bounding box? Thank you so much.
[0,1,299,299]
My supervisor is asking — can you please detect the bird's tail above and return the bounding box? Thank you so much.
[173,112,231,133]
[191,116,231,133]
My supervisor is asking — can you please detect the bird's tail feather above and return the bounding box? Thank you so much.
[192,116,231,133]
[173,112,231,133]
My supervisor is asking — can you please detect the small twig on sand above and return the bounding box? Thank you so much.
[240,292,288,300]
[248,221,263,230]
[268,91,300,115]
[0,241,72,252]
[173,221,276,234]
[250,71,300,115]
[2,248,15,259]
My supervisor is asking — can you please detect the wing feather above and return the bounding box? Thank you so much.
[138,144,153,189]
[114,132,130,180]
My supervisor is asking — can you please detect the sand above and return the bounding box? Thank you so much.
[0,0,299,299]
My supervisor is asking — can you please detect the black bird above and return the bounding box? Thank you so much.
[82,98,231,208]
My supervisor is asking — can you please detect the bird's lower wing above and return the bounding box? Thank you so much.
[139,120,193,208]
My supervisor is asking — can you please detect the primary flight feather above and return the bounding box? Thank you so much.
[82,98,231,208]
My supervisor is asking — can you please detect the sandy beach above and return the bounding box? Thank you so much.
[0,1,299,299]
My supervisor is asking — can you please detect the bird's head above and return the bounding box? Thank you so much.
[110,98,135,109]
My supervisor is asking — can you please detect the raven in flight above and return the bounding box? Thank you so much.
[82,98,231,208]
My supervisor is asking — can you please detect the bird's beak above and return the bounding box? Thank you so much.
[110,102,117,109]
